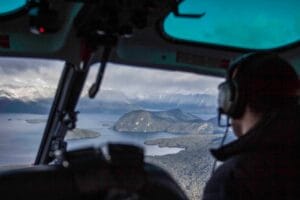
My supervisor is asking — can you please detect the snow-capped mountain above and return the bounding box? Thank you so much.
[158,93,217,107]
[130,93,218,114]
[0,84,217,114]
[0,84,55,113]
[0,84,56,102]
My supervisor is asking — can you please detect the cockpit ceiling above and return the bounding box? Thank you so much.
[0,0,300,78]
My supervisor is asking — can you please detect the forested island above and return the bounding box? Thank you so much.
[113,108,227,199]
[114,109,222,134]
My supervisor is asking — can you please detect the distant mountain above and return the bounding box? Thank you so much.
[206,116,227,134]
[113,109,217,134]
[0,84,55,101]
[0,97,50,114]
[0,86,217,115]
[0,88,139,114]
[77,90,141,114]
[0,84,54,114]
[132,93,217,114]
[78,92,217,114]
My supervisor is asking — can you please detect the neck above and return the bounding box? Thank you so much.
[241,108,262,135]
[232,106,262,137]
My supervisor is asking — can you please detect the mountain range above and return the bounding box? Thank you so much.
[0,88,218,114]
[0,97,51,113]
[132,93,217,114]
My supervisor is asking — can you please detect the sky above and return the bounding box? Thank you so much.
[0,57,223,100]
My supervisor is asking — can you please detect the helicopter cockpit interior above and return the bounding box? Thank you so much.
[0,0,299,199]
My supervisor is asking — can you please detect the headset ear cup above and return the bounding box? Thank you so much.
[227,80,239,117]
[229,80,246,118]
[218,81,235,115]
[218,80,245,118]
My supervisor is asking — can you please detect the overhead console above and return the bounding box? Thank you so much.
[0,1,81,57]
[3,1,299,76]
[0,0,175,61]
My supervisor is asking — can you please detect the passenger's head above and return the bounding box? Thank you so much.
[218,53,299,135]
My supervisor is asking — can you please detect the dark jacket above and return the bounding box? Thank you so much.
[202,107,300,200]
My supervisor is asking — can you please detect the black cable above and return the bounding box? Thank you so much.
[88,46,111,98]
[211,116,230,175]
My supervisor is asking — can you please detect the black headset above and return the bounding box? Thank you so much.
[218,52,299,119]
[217,53,255,119]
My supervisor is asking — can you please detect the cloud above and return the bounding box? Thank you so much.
[0,58,223,100]
[0,58,64,99]
[0,57,62,74]
[84,63,223,98]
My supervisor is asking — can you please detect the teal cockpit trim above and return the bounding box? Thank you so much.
[0,0,27,16]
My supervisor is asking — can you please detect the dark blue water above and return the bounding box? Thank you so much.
[0,114,46,165]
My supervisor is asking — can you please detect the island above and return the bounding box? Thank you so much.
[113,109,221,134]
[65,128,100,140]
[24,119,100,140]
[25,119,47,124]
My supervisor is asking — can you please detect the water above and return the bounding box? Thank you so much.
[193,113,216,120]
[68,113,186,156]
[2,113,223,166]
[0,114,46,165]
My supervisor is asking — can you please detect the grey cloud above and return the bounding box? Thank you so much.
[85,63,223,98]
[0,57,63,74]
[0,58,223,100]
[0,58,64,99]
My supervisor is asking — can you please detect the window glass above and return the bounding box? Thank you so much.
[164,0,300,50]
[0,1,27,16]
[68,63,230,199]
[0,57,64,166]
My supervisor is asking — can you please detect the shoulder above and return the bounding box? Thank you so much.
[202,153,261,200]
[202,156,243,200]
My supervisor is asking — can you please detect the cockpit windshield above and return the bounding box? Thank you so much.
[0,57,230,199]
[66,63,229,199]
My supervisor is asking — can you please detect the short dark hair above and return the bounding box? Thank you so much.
[232,53,299,114]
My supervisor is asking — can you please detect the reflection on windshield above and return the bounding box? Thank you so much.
[69,63,225,199]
